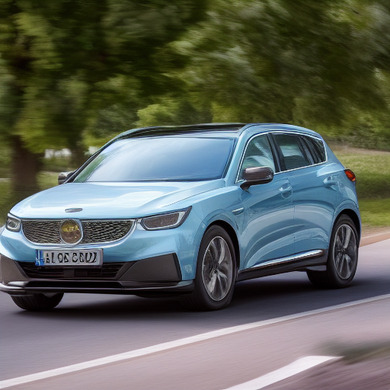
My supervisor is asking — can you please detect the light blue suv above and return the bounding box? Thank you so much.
[0,123,360,311]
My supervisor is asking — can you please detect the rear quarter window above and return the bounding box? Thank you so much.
[303,136,326,163]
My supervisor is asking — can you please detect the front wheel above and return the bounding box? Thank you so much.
[307,215,359,288]
[186,225,237,310]
[11,293,64,311]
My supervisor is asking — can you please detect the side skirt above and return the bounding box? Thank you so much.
[237,250,327,282]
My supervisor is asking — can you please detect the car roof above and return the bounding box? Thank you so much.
[115,123,322,140]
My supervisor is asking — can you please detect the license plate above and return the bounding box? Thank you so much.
[35,249,103,267]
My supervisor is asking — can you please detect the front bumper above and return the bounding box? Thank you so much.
[0,280,194,296]
[0,254,194,296]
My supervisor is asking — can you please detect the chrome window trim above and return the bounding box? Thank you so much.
[235,130,328,184]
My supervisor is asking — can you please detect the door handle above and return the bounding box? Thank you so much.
[279,184,292,198]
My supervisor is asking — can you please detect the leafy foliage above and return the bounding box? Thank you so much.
[145,0,390,128]
[0,0,207,189]
[1,0,390,192]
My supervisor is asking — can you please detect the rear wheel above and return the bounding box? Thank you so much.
[11,293,63,311]
[186,225,236,310]
[307,215,358,288]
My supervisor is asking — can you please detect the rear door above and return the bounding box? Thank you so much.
[271,133,337,253]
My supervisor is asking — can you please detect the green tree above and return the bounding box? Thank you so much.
[0,0,207,193]
[137,0,390,145]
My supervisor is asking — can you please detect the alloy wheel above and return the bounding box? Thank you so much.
[201,236,234,301]
[333,223,358,280]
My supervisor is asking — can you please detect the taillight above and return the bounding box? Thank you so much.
[344,169,356,182]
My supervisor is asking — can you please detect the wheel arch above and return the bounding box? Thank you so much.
[208,220,240,269]
[335,209,361,242]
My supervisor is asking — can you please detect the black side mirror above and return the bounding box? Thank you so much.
[240,167,274,190]
[58,171,74,185]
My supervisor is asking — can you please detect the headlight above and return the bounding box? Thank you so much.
[6,214,21,232]
[140,207,191,230]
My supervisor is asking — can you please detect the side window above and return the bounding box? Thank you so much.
[273,134,311,171]
[305,136,326,163]
[239,135,276,180]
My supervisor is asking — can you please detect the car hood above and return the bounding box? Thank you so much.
[10,180,225,219]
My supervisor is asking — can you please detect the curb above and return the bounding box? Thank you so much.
[360,231,390,247]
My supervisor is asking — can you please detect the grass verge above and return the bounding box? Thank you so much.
[334,145,390,228]
[326,341,390,364]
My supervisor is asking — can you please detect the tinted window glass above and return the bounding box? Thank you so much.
[301,136,320,164]
[239,135,276,179]
[307,137,326,162]
[274,134,311,170]
[74,137,235,182]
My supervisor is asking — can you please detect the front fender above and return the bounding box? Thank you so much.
[185,200,241,279]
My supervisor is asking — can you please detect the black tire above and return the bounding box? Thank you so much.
[11,293,63,311]
[307,215,359,288]
[186,225,237,310]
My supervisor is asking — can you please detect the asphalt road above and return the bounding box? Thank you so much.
[1,238,389,389]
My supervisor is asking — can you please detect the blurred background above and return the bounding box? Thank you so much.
[0,0,389,228]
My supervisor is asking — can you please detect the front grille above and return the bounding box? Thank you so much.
[18,262,131,279]
[82,221,133,243]
[22,219,134,245]
[23,220,62,244]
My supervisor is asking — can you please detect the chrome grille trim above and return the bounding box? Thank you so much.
[22,219,135,245]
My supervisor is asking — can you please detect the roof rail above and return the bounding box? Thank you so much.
[118,123,246,138]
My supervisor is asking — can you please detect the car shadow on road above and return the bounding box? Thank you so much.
[13,272,383,326]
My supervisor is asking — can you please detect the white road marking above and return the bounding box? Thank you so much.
[1,293,389,389]
[222,355,339,390]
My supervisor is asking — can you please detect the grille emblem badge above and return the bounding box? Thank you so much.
[60,220,83,244]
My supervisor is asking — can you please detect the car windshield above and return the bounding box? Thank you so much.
[73,136,235,182]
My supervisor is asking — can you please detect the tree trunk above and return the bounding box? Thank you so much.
[10,135,42,199]
[70,143,87,169]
